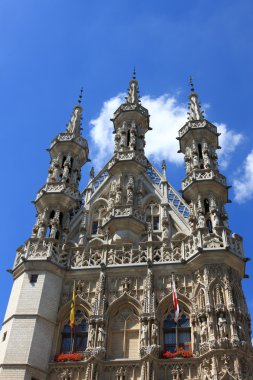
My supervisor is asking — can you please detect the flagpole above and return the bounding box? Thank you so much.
[70,280,76,353]
[171,273,179,352]
[175,321,178,351]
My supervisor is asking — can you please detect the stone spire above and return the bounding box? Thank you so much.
[31,92,89,244]
[109,72,150,169]
[66,87,84,136]
[178,80,229,233]
[188,77,204,121]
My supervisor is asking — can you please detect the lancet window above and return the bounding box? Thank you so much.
[204,199,210,214]
[213,284,225,306]
[60,310,88,353]
[145,201,160,230]
[163,309,191,352]
[108,306,139,359]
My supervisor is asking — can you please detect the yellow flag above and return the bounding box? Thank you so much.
[70,282,76,330]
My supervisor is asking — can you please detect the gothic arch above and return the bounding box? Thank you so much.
[142,194,161,208]
[156,291,192,320]
[55,300,91,355]
[90,197,108,211]
[106,292,142,318]
[57,294,92,322]
[107,301,140,359]
[209,281,226,307]
[193,282,206,297]
[158,295,192,353]
[87,237,104,248]
[196,287,206,310]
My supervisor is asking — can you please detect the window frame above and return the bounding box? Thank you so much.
[60,309,88,353]
[163,309,191,353]
[108,307,140,359]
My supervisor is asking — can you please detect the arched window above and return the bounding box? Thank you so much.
[127,130,131,146]
[163,310,191,352]
[109,307,139,359]
[204,199,210,214]
[61,310,88,353]
[198,143,203,159]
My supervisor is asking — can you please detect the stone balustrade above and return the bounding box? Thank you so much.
[13,228,244,270]
[182,170,227,190]
[178,120,217,139]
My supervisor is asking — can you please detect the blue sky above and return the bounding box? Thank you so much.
[1,0,253,324]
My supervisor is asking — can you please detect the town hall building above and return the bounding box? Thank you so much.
[0,74,252,379]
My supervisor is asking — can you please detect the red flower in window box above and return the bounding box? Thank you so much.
[54,353,84,362]
[162,347,193,359]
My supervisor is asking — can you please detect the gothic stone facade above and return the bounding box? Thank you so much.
[0,76,252,380]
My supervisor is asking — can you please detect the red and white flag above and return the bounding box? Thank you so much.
[172,276,179,322]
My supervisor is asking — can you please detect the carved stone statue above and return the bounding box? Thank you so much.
[50,223,58,239]
[127,80,138,104]
[211,210,220,228]
[115,187,122,205]
[114,131,120,152]
[48,158,61,182]
[130,126,136,150]
[140,323,148,346]
[190,94,201,120]
[203,152,211,169]
[197,212,206,228]
[88,325,95,348]
[151,323,158,345]
[120,122,127,148]
[185,160,191,174]
[192,154,199,168]
[218,313,228,338]
[97,326,106,347]
[108,193,115,210]
[62,162,70,182]
[67,107,80,133]
[200,318,208,342]
[37,225,46,238]
[162,218,172,241]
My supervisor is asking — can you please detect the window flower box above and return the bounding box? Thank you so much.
[162,347,193,359]
[54,353,84,362]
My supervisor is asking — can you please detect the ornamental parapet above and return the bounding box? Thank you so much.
[50,132,88,149]
[48,349,252,380]
[107,151,148,169]
[182,170,227,190]
[35,182,80,201]
[178,120,218,139]
[13,228,244,270]
[102,206,145,226]
[13,237,69,268]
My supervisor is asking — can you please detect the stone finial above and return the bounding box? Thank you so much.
[126,71,141,105]
[188,76,204,121]
[162,160,167,178]
[66,88,84,135]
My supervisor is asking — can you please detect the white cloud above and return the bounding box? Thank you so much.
[89,93,187,169]
[143,95,186,165]
[89,93,243,172]
[215,123,243,169]
[233,150,253,203]
[89,94,125,169]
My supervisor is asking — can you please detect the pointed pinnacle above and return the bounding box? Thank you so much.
[78,87,84,104]
[189,76,195,93]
